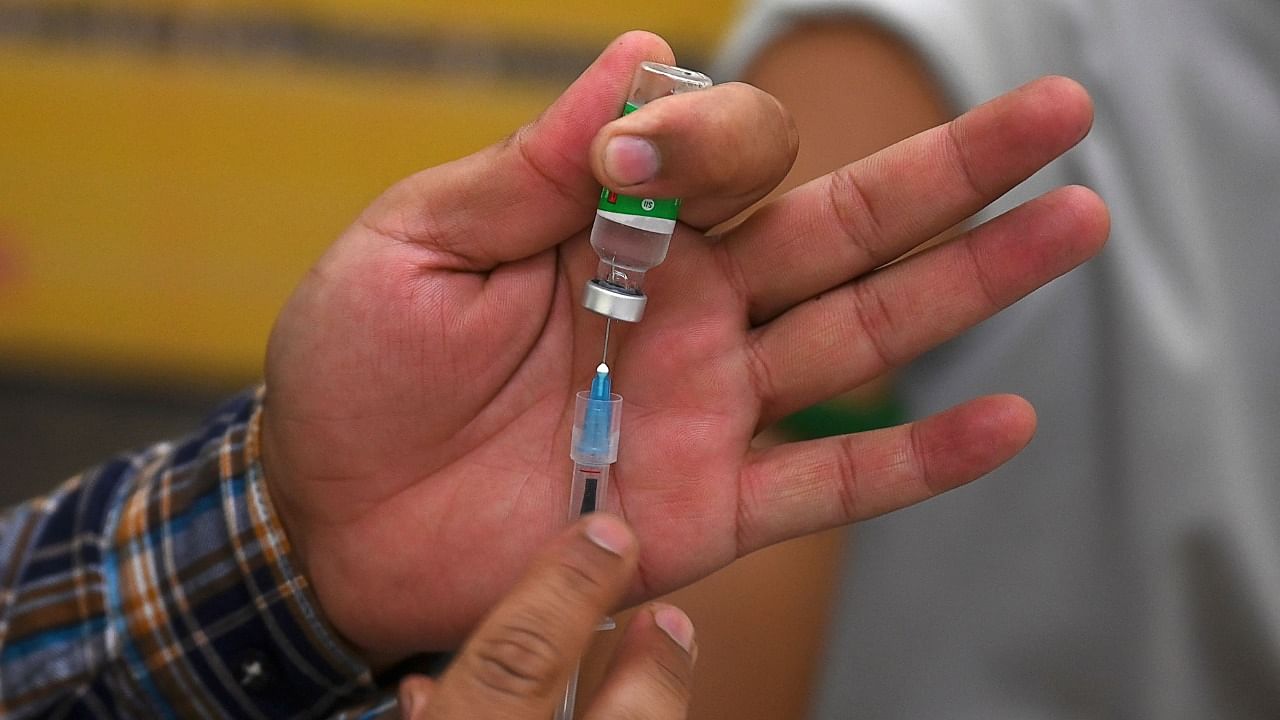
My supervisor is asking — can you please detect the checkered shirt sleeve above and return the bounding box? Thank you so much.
[0,388,385,718]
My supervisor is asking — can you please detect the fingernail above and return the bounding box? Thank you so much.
[585,514,633,556]
[653,604,695,653]
[604,135,660,186]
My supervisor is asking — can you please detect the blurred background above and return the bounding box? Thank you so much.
[1,3,839,718]
[0,0,741,502]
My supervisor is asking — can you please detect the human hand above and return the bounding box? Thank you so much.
[261,30,1108,666]
[394,514,694,719]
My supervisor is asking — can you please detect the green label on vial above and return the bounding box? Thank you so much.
[597,189,680,220]
[596,101,681,233]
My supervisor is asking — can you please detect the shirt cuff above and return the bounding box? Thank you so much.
[109,388,377,718]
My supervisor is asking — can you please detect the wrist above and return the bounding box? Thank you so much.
[256,402,312,581]
[256,396,408,673]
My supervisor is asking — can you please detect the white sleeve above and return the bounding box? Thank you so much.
[713,0,1072,113]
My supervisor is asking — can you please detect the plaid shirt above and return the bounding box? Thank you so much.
[0,389,400,719]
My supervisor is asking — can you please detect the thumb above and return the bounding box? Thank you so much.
[360,31,675,271]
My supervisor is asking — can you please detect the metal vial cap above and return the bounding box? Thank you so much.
[582,280,647,322]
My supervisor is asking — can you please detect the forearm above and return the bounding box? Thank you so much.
[0,389,374,718]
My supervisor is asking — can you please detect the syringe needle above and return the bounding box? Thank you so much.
[601,317,613,366]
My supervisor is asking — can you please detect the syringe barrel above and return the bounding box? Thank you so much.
[569,462,611,518]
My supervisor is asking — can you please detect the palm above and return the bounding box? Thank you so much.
[265,222,761,655]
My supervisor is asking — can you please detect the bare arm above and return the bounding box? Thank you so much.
[750,20,953,197]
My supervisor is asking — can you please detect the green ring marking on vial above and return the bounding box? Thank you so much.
[596,101,681,231]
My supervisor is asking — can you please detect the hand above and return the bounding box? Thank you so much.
[261,30,1108,665]
[395,514,695,719]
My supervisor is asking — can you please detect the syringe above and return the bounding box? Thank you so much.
[557,361,622,720]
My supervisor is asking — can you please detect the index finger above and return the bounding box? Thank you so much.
[724,75,1095,323]
[360,31,672,271]
[423,515,637,718]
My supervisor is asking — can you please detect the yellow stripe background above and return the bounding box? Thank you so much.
[0,1,738,385]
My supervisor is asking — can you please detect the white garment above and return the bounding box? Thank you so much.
[720,1,1280,717]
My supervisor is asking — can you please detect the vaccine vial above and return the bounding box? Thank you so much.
[581,61,712,322]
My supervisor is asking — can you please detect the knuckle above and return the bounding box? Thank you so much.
[832,435,865,522]
[466,621,565,700]
[649,652,695,705]
[827,165,887,262]
[609,651,694,720]
[849,281,902,370]
[746,81,798,152]
[689,102,747,191]
[943,117,988,199]
[743,333,782,421]
[545,538,619,604]
[772,93,801,156]
[907,418,942,498]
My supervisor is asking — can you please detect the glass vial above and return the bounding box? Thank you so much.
[582,61,713,322]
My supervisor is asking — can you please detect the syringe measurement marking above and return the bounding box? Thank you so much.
[578,466,602,515]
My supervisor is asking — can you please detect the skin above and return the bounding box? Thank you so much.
[396,515,699,720]
[259,30,1109,671]
[659,24,960,719]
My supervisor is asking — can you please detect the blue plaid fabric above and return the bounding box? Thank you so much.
[0,388,394,718]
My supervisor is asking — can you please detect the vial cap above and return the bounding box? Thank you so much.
[582,280,647,322]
